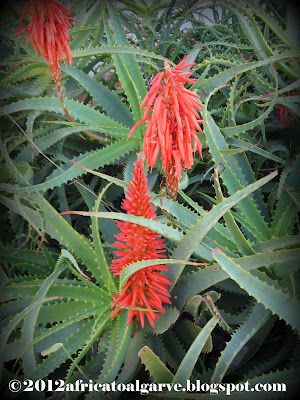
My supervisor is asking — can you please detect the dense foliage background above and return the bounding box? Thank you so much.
[0,0,299,399]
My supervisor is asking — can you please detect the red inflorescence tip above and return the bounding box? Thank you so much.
[129,56,206,198]
[14,0,78,83]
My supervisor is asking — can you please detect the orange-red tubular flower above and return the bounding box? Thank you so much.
[110,156,172,328]
[14,0,78,84]
[129,56,206,198]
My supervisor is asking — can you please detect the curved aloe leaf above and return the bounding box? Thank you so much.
[61,64,134,127]
[28,193,105,286]
[0,83,31,100]
[212,249,300,332]
[202,111,274,241]
[225,138,287,164]
[213,165,254,256]
[103,3,144,124]
[0,97,129,139]
[116,332,145,384]
[60,210,181,239]
[65,311,111,384]
[211,302,271,383]
[106,0,147,101]
[138,346,174,383]
[15,125,86,162]
[72,46,171,64]
[119,259,208,291]
[166,170,278,288]
[21,263,67,375]
[253,234,300,253]
[94,311,132,384]
[154,194,238,254]
[221,101,275,138]
[137,307,180,335]
[172,316,219,386]
[0,138,139,194]
[245,0,291,45]
[92,184,117,294]
[228,3,299,78]
[29,319,95,380]
[17,304,110,362]
[172,248,300,310]
[198,51,300,97]
[5,62,49,84]
[0,295,61,381]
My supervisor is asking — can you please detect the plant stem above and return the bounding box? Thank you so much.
[55,79,114,143]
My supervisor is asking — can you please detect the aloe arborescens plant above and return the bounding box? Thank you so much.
[0,0,299,398]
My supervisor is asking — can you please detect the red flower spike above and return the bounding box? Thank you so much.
[109,156,172,328]
[129,56,206,199]
[14,0,78,85]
